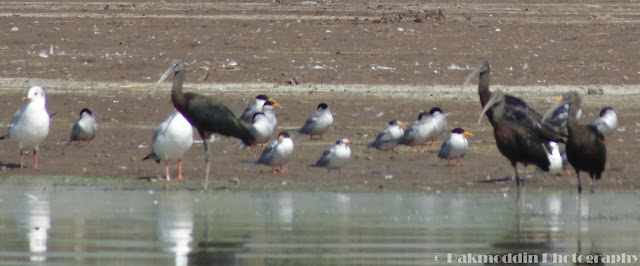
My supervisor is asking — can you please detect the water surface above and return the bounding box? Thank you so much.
[0,183,638,265]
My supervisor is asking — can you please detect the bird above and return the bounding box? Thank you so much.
[310,138,352,173]
[0,86,50,169]
[427,107,447,146]
[151,59,255,190]
[255,132,294,174]
[367,120,406,151]
[478,89,554,189]
[545,91,606,193]
[69,108,97,142]
[546,141,563,174]
[398,111,432,152]
[143,110,194,181]
[296,103,334,140]
[437,128,472,166]
[463,60,565,143]
[238,94,275,123]
[590,106,617,136]
[261,99,281,133]
[544,102,582,129]
[248,112,274,149]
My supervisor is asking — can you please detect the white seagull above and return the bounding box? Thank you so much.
[590,106,617,136]
[437,128,472,166]
[297,103,333,140]
[248,112,274,149]
[428,107,447,146]
[143,110,194,180]
[69,108,97,142]
[398,111,432,152]
[310,138,352,173]
[1,86,50,169]
[367,120,406,151]
[255,132,294,174]
[238,95,276,123]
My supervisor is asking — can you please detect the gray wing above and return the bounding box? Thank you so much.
[371,129,394,146]
[257,141,278,164]
[398,124,419,145]
[69,122,82,140]
[314,146,336,167]
[239,104,259,122]
[437,138,452,159]
[298,115,319,134]
[9,105,26,128]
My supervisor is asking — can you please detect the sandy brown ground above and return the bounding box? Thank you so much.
[0,1,638,192]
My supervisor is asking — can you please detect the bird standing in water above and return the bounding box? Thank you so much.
[1,86,50,169]
[310,138,352,173]
[296,103,334,140]
[151,59,255,190]
[438,128,472,166]
[143,110,194,181]
[69,108,97,142]
[255,132,294,174]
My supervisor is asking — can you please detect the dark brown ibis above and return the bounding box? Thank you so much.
[544,92,606,193]
[151,59,255,190]
[463,60,565,143]
[478,89,553,189]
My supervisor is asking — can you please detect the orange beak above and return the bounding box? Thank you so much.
[24,97,30,102]
[345,140,352,145]
[554,96,563,102]
[463,131,473,137]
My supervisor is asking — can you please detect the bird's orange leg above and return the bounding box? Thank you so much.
[430,137,437,147]
[33,149,38,169]
[279,164,286,173]
[456,158,461,167]
[565,168,572,177]
[165,161,171,181]
[178,158,184,180]
[271,165,278,174]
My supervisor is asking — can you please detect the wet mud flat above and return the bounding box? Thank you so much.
[0,1,639,192]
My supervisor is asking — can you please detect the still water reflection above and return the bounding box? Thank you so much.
[0,183,639,265]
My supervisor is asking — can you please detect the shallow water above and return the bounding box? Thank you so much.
[0,183,639,265]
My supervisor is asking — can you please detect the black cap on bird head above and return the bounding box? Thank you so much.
[263,99,282,108]
[337,138,352,145]
[429,107,444,115]
[278,132,291,140]
[451,127,473,137]
[600,106,614,116]
[417,111,430,120]
[317,103,329,111]
[256,94,269,101]
[80,108,93,117]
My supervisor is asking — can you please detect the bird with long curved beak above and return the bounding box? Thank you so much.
[296,103,333,140]
[438,128,472,166]
[255,132,294,174]
[238,94,279,123]
[464,60,565,144]
[1,86,50,169]
[310,138,352,173]
[249,111,274,150]
[478,89,553,190]
[544,92,606,193]
[143,110,194,181]
[151,59,255,190]
[590,106,617,137]
[367,120,407,152]
[69,108,97,142]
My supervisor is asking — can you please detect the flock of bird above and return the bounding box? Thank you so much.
[0,59,618,193]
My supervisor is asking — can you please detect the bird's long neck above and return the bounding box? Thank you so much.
[478,69,491,107]
[171,69,188,113]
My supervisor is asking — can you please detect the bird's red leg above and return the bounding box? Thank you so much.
[33,149,38,169]
[279,164,286,173]
[165,161,171,181]
[431,138,436,147]
[178,158,184,180]
[20,149,24,168]
[271,165,277,174]
[565,168,572,177]
[456,158,461,167]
